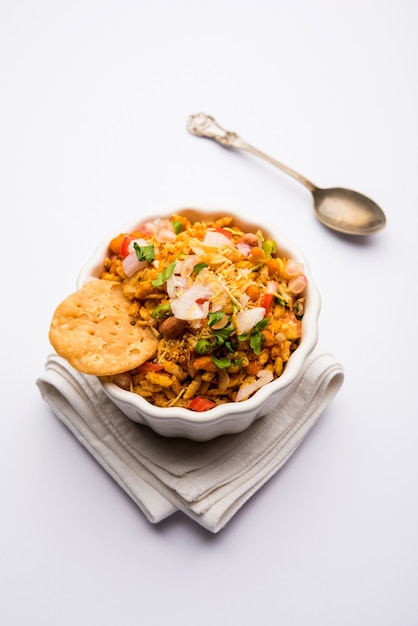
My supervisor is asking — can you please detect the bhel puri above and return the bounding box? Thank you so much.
[49,208,319,424]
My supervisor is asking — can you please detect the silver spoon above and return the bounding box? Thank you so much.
[187,113,386,236]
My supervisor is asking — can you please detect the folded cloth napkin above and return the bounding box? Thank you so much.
[36,350,343,533]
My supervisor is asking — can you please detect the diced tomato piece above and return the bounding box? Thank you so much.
[188,396,217,412]
[215,227,233,239]
[260,293,274,315]
[120,235,134,258]
[136,361,164,373]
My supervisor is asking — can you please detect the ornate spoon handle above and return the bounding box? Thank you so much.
[187,113,316,192]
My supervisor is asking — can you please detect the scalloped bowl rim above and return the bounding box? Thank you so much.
[77,207,321,434]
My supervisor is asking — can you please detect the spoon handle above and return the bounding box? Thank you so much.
[187,113,317,193]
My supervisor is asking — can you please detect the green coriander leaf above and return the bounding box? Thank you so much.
[208,311,225,326]
[255,317,270,331]
[211,355,232,369]
[152,261,176,287]
[213,324,234,344]
[134,242,155,262]
[250,331,263,354]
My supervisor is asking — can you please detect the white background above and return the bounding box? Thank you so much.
[1,1,417,624]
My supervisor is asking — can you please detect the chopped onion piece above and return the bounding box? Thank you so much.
[209,294,228,312]
[235,242,252,257]
[139,222,158,237]
[203,230,234,247]
[236,369,274,402]
[166,274,188,299]
[170,284,213,320]
[122,254,148,277]
[156,229,176,243]
[156,219,177,243]
[127,237,148,254]
[178,255,198,277]
[240,293,250,308]
[286,260,304,275]
[288,274,308,294]
[266,280,279,294]
[235,307,266,335]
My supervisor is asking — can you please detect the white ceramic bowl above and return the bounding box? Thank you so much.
[77,208,320,441]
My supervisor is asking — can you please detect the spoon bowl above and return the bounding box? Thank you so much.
[312,187,386,235]
[188,113,387,236]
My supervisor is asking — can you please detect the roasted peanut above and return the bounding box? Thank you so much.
[111,372,132,390]
[239,233,258,246]
[161,316,187,338]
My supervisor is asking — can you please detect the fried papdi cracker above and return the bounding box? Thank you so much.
[49,280,158,375]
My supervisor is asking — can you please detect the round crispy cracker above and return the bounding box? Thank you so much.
[49,280,158,375]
